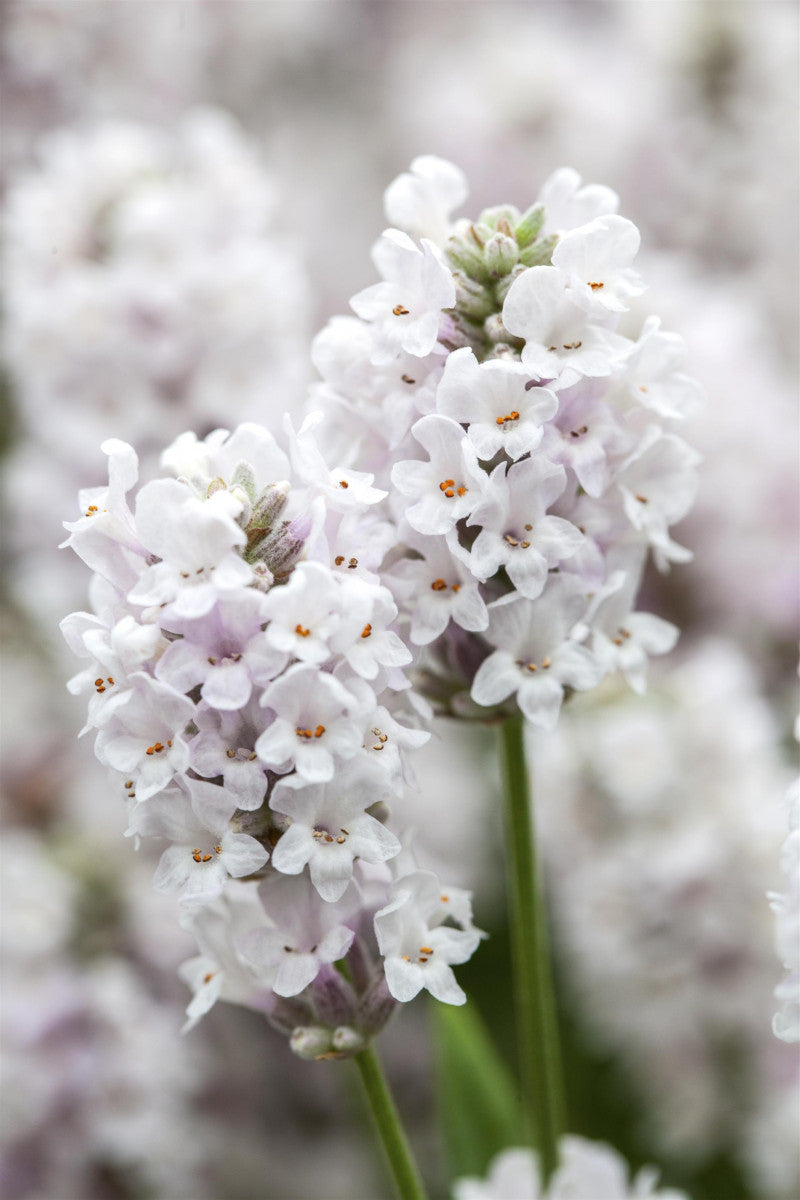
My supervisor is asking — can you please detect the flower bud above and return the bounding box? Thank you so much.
[255,512,311,578]
[445,236,491,285]
[477,205,518,232]
[483,313,512,344]
[514,203,546,248]
[332,1026,366,1055]
[267,995,315,1036]
[484,233,519,278]
[519,233,558,267]
[244,482,291,561]
[290,1025,334,1060]
[358,974,397,1036]
[453,272,495,321]
[230,461,258,502]
[310,965,358,1029]
[250,480,289,530]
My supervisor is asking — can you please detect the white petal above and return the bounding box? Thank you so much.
[471,652,520,707]
[272,824,314,876]
[221,833,269,878]
[384,957,424,1003]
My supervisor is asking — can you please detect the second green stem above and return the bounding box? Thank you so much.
[500,713,565,1182]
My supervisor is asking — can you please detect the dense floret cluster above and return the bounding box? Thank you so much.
[62,157,701,1046]
[61,421,482,1053]
[311,158,702,726]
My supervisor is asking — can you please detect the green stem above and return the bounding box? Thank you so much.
[355,1044,429,1200]
[500,713,565,1182]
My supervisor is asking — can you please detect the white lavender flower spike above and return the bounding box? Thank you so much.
[62,156,702,1069]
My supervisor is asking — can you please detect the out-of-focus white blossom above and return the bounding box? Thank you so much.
[771,778,800,1044]
[534,640,798,1192]
[453,1137,688,1200]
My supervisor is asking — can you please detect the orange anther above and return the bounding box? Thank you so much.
[360,624,372,638]
[431,578,447,591]
[393,304,409,316]
[334,555,345,566]
[314,725,325,738]
[589,281,604,290]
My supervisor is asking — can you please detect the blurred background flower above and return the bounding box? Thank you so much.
[1,2,797,1198]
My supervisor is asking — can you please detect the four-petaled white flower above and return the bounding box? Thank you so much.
[350,229,456,364]
[463,457,583,599]
[392,414,486,537]
[269,769,401,901]
[471,576,601,729]
[384,155,468,246]
[436,347,559,462]
[553,214,644,315]
[375,870,483,1005]
[94,672,194,800]
[387,527,488,645]
[239,873,358,997]
[129,778,269,907]
[256,664,360,783]
[502,266,629,384]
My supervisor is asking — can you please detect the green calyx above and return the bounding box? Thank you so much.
[442,202,558,361]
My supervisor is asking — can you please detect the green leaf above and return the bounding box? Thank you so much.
[432,999,524,1182]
